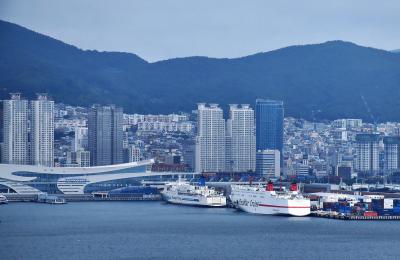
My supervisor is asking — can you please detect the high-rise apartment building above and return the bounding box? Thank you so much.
[128,145,141,162]
[256,149,280,178]
[66,150,90,167]
[196,103,226,172]
[88,105,123,166]
[182,140,196,172]
[2,93,29,165]
[332,119,363,129]
[355,133,380,173]
[255,99,284,165]
[73,126,88,152]
[226,104,256,172]
[383,136,400,171]
[31,94,54,167]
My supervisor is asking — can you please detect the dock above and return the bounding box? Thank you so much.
[2,193,162,202]
[311,211,400,220]
[65,194,161,202]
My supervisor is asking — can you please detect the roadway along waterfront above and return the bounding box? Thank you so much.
[1,202,400,260]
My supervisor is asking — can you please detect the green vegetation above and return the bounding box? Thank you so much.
[1,20,400,121]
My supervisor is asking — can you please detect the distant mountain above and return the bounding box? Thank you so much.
[392,49,400,53]
[1,20,400,122]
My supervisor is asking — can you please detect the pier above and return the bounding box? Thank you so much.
[311,212,400,221]
[2,193,162,202]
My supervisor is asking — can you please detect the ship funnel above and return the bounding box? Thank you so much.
[266,180,274,191]
[198,175,206,186]
[290,181,298,192]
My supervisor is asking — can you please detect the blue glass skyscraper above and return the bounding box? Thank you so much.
[255,99,284,163]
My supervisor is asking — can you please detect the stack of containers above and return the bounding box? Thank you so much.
[381,198,394,216]
[371,199,383,210]
[393,199,400,215]
[338,205,352,214]
[364,211,378,217]
[323,202,337,211]
[361,197,372,212]
[372,198,394,216]
[372,198,384,215]
[353,202,371,215]
[337,199,352,215]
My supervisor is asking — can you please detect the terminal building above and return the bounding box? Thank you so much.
[0,159,194,195]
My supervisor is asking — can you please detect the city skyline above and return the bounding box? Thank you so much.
[4,95,400,184]
[3,91,400,182]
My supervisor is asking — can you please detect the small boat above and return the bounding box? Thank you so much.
[0,194,8,204]
[45,196,66,204]
[37,194,67,204]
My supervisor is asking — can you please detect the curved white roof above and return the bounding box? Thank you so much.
[0,159,154,182]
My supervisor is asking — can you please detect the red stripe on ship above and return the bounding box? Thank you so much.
[259,204,310,209]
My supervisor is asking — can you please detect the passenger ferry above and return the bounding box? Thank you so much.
[0,194,8,204]
[161,178,226,207]
[230,181,310,216]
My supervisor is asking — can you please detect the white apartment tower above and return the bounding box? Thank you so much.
[196,103,226,172]
[31,94,54,167]
[355,134,379,173]
[73,126,88,152]
[2,93,29,164]
[226,104,256,172]
[128,145,141,162]
[383,136,400,171]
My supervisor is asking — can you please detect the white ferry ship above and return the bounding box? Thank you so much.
[161,179,226,207]
[230,181,310,216]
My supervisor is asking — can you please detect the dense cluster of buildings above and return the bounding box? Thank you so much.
[3,92,400,194]
[195,103,400,183]
[0,94,190,194]
[283,118,400,182]
[196,100,283,179]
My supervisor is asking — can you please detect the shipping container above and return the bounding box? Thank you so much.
[372,199,384,210]
[392,207,400,213]
[384,199,394,209]
[364,203,372,210]
[338,205,352,214]
[322,202,336,211]
[364,211,378,217]
[376,209,393,216]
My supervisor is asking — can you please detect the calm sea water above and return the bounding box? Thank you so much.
[1,202,400,260]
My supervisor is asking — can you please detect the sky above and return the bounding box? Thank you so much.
[0,0,399,62]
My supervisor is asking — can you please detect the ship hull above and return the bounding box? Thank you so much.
[162,192,226,207]
[230,194,310,216]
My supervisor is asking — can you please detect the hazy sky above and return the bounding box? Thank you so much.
[0,0,399,62]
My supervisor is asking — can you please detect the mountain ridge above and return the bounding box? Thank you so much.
[1,20,400,122]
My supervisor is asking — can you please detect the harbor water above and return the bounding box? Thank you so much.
[1,202,400,260]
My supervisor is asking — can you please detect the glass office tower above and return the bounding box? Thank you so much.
[255,99,284,165]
